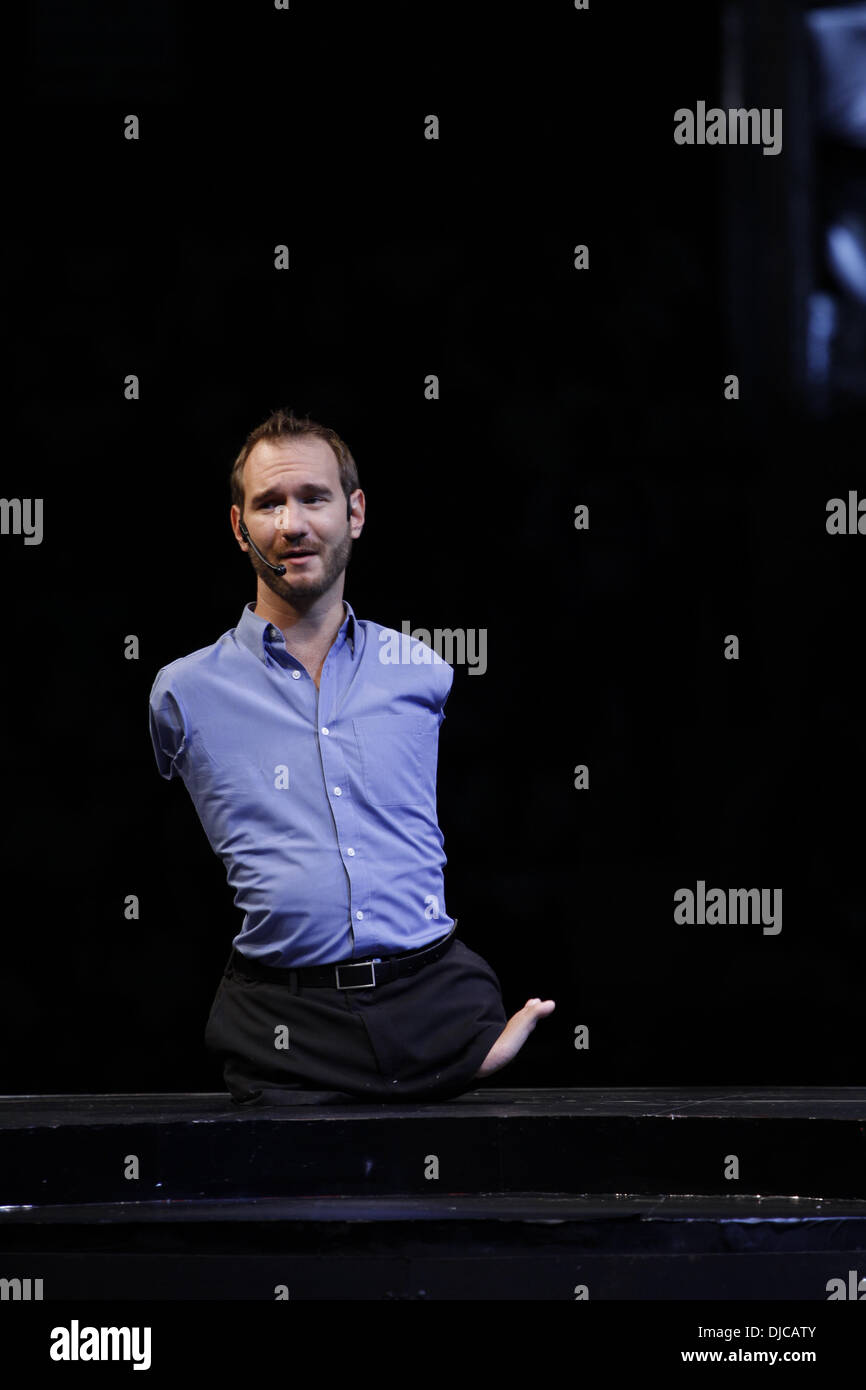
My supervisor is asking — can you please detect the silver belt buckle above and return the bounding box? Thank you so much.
[335,959,378,989]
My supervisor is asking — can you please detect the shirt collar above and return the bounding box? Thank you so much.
[235,598,357,664]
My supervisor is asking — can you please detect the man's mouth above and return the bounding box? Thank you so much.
[283,551,316,564]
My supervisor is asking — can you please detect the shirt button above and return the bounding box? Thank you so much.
[291,669,301,679]
[356,911,364,920]
[347,847,355,856]
[334,787,342,796]
[321,726,329,735]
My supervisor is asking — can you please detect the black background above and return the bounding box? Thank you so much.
[0,0,862,1091]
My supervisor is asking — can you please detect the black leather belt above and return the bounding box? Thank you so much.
[229,920,458,990]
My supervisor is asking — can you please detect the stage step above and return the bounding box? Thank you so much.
[1,1195,866,1299]
[1,1087,865,1205]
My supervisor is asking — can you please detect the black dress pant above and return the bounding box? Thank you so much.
[204,932,508,1105]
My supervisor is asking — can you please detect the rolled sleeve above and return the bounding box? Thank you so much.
[148,673,189,780]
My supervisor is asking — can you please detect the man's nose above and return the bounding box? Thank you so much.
[274,503,308,535]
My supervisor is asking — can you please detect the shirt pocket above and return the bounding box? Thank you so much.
[352,714,438,807]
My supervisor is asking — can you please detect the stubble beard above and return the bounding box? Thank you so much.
[250,522,354,611]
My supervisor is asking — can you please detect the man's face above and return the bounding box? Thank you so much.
[232,435,363,608]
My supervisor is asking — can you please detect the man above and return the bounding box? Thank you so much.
[148,408,554,1105]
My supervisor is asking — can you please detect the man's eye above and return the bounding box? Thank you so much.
[261,498,324,507]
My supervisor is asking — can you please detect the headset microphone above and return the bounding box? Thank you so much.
[238,520,287,575]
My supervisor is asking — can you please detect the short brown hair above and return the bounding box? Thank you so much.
[230,408,360,517]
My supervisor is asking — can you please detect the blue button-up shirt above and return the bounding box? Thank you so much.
[148,600,455,967]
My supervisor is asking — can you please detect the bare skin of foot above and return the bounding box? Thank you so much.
[473,998,556,1078]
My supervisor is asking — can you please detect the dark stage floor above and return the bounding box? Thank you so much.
[2,1088,865,1298]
